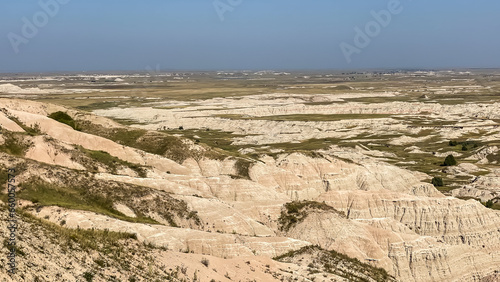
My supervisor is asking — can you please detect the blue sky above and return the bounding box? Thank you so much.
[1,0,499,72]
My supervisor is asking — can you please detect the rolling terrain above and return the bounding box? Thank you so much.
[1,70,500,281]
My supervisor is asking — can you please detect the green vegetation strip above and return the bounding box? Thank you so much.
[18,180,158,225]
[79,146,146,177]
[215,114,393,122]
[0,132,29,156]
[20,209,138,253]
[274,245,394,282]
[77,121,198,163]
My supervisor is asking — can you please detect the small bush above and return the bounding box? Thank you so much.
[234,159,252,179]
[443,155,457,166]
[0,132,29,156]
[83,271,94,282]
[484,200,494,208]
[48,111,80,130]
[7,115,41,136]
[3,238,26,257]
[94,259,106,267]
[449,140,458,146]
[201,257,209,267]
[431,177,443,187]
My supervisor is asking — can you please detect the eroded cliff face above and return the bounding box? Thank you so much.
[280,195,500,282]
[1,98,499,281]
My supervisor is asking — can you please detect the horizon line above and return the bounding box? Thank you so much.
[2,67,500,76]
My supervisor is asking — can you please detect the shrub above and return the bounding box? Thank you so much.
[48,111,80,130]
[0,132,29,156]
[462,145,468,151]
[234,159,252,179]
[443,155,457,166]
[83,271,94,282]
[431,177,443,187]
[94,259,106,267]
[201,257,209,267]
[449,140,458,146]
[484,200,493,208]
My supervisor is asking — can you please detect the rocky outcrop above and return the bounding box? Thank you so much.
[31,206,309,259]
[282,196,500,282]
[452,175,500,202]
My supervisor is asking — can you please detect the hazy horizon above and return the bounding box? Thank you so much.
[2,68,500,76]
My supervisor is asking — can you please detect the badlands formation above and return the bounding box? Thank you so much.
[0,70,499,281]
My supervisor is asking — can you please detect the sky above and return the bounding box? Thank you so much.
[1,0,499,72]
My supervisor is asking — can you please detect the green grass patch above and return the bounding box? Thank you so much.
[76,101,124,111]
[3,238,26,257]
[18,180,158,224]
[77,122,196,163]
[0,132,30,156]
[448,140,481,151]
[342,96,415,104]
[79,147,146,177]
[6,115,42,136]
[0,165,8,189]
[486,153,500,163]
[20,209,137,253]
[162,128,244,150]
[260,137,360,158]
